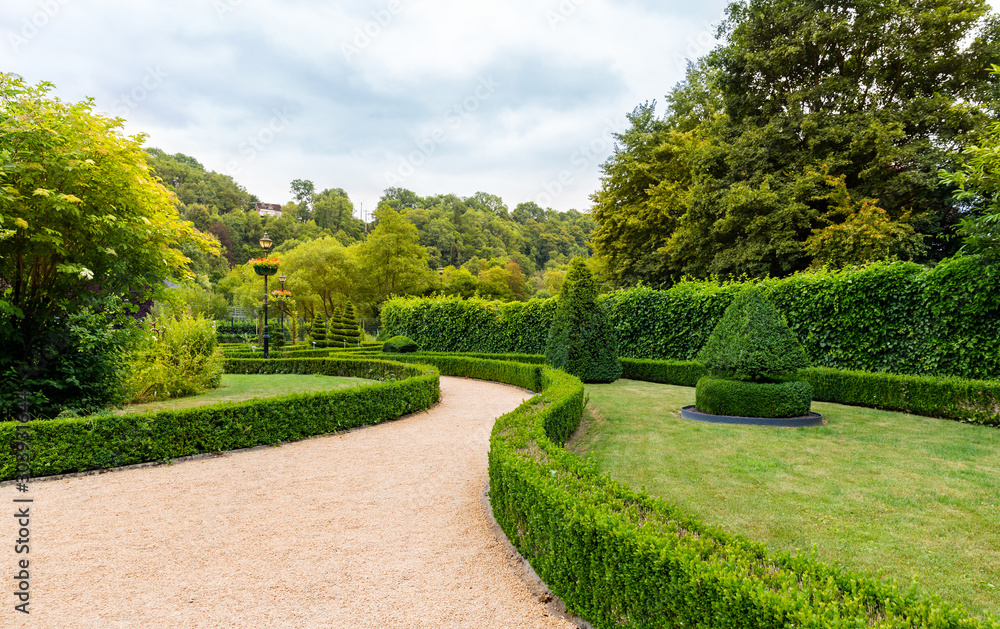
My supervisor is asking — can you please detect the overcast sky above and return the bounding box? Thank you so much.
[3,1,998,217]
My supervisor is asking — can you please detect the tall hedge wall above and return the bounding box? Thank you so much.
[381,295,556,354]
[382,257,1000,380]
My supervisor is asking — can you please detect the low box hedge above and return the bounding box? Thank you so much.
[621,359,1000,427]
[0,358,439,480]
[695,375,813,418]
[475,359,998,628]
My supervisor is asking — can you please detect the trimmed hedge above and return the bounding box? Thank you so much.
[413,351,546,364]
[696,376,813,418]
[620,359,1000,427]
[477,359,998,628]
[382,295,557,354]
[0,358,439,480]
[383,258,1000,380]
[802,367,1000,427]
[621,358,707,387]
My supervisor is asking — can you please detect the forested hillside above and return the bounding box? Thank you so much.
[145,149,595,317]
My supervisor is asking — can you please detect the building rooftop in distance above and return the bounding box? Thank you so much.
[255,202,282,218]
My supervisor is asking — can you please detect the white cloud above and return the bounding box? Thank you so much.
[2,0,998,213]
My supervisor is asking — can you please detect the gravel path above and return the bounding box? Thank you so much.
[3,377,578,629]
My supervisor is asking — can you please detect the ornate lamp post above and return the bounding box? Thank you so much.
[255,232,275,358]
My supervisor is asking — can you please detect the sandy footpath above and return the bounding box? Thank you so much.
[2,376,578,629]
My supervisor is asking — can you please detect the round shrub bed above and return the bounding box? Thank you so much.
[382,335,420,353]
[695,375,813,418]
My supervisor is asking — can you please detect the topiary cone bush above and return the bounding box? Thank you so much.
[327,305,347,344]
[309,313,327,345]
[342,301,362,345]
[545,257,622,384]
[695,287,813,418]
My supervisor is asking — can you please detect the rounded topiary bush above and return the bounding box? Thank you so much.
[545,257,622,384]
[382,335,419,353]
[696,376,813,418]
[695,287,813,418]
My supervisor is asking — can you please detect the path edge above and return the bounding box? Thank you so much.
[480,484,595,629]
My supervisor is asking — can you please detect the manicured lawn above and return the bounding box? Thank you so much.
[571,379,1000,619]
[120,374,374,414]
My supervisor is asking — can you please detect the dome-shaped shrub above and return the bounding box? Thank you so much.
[697,287,809,382]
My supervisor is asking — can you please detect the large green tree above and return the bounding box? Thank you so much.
[360,205,431,309]
[0,74,217,415]
[592,0,1000,284]
[940,66,1000,261]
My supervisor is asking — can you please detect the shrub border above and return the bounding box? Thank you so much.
[622,358,1000,427]
[461,357,996,628]
[0,357,439,481]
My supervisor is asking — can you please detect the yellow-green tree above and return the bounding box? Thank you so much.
[0,74,218,415]
[360,205,431,309]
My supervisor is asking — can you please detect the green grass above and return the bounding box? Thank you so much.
[571,379,1000,619]
[120,374,374,414]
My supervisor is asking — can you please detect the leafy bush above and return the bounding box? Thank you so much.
[382,335,419,353]
[125,312,224,403]
[696,375,813,418]
[698,287,809,382]
[545,258,622,383]
[1,357,438,479]
[0,308,136,418]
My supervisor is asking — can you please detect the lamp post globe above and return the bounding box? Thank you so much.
[260,232,273,358]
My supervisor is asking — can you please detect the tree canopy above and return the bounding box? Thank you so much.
[0,73,218,413]
[591,0,1000,285]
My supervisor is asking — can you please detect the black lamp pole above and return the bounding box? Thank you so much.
[260,232,273,358]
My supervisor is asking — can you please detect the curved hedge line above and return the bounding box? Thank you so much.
[0,358,439,481]
[471,359,999,628]
[382,257,1000,380]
